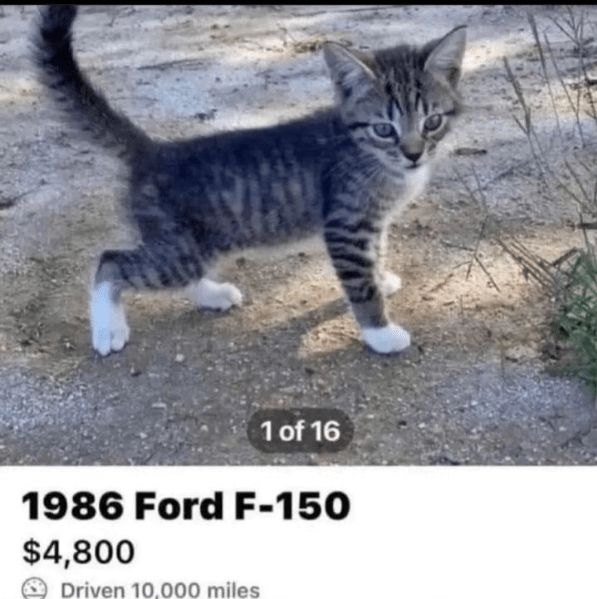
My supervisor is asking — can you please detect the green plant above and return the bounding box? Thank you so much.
[556,251,597,393]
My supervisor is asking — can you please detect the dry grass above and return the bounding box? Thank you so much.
[463,9,597,394]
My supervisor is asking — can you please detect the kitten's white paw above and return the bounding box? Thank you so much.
[361,323,411,354]
[90,282,130,356]
[381,271,402,297]
[190,279,243,311]
[92,322,130,356]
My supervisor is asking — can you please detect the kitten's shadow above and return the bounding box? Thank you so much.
[233,292,419,365]
[263,295,347,336]
[190,291,352,359]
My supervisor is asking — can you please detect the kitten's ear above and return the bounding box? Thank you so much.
[323,42,376,99]
[424,25,467,87]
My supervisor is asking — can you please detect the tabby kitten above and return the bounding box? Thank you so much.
[34,5,467,356]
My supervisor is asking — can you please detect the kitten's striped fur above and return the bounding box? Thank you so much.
[34,5,467,356]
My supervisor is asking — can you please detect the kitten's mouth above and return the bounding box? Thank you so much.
[405,164,420,170]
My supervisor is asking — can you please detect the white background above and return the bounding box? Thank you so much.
[1,467,596,599]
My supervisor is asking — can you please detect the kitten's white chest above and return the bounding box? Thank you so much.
[387,164,431,218]
[402,164,430,202]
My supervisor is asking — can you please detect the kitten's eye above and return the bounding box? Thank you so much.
[372,123,395,138]
[424,114,443,132]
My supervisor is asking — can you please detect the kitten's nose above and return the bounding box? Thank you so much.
[402,150,423,164]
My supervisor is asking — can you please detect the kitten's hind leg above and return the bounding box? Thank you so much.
[187,278,243,312]
[90,280,130,357]
[91,244,204,356]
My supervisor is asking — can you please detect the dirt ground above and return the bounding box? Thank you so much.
[1,5,597,465]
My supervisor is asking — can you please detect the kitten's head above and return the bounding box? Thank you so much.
[323,26,467,174]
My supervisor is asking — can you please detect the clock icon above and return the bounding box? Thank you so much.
[22,577,48,599]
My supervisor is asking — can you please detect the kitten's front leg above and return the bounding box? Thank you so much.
[380,271,402,296]
[324,226,411,354]
[377,224,402,297]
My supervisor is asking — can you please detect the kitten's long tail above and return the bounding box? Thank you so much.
[33,5,151,158]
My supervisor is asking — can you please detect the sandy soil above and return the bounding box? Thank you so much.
[1,4,596,465]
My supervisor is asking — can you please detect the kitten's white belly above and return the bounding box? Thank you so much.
[219,235,325,267]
